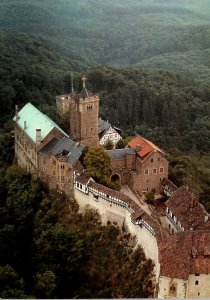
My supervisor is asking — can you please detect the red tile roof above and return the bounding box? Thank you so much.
[128,134,164,159]
[159,231,210,279]
[76,173,92,185]
[165,186,210,230]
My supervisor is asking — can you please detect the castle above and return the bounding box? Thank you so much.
[13,77,210,298]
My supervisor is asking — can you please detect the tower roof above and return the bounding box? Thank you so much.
[80,75,88,99]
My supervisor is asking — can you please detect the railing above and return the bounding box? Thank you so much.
[166,211,182,231]
[88,187,134,213]
[132,219,155,236]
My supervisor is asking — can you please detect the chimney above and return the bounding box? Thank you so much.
[15,105,19,121]
[36,129,42,143]
[136,144,142,152]
[24,121,27,130]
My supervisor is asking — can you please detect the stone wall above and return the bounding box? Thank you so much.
[14,124,38,174]
[69,94,100,147]
[131,151,168,194]
[74,187,160,280]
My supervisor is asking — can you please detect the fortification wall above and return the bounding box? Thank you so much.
[74,188,160,280]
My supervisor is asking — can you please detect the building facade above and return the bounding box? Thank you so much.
[107,134,169,195]
[14,103,84,192]
[99,118,122,146]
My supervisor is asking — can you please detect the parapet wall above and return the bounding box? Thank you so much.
[74,183,160,280]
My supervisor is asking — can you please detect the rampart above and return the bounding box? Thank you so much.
[74,175,162,281]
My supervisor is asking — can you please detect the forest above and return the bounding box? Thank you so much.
[0,164,154,298]
[1,0,210,81]
[0,0,210,298]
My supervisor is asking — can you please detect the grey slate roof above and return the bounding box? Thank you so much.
[99,118,111,134]
[40,136,85,166]
[40,138,60,156]
[99,118,122,137]
[107,148,136,159]
[80,87,88,99]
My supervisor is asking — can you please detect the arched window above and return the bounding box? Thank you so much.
[87,105,93,110]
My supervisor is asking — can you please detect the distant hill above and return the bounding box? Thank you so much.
[0,30,82,124]
[0,0,210,82]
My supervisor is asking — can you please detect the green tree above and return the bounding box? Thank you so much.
[0,265,26,298]
[104,139,114,150]
[34,270,56,298]
[84,146,112,185]
[145,192,155,203]
[115,139,125,149]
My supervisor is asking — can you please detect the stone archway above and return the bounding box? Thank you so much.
[111,173,121,183]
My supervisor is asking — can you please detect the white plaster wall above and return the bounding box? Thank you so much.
[99,127,122,146]
[187,274,210,298]
[74,188,160,280]
[75,188,128,227]
[158,276,187,298]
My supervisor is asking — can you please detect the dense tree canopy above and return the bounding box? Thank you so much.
[0,164,154,298]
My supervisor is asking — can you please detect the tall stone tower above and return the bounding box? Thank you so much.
[56,76,99,147]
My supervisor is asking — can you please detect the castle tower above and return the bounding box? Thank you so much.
[69,76,99,147]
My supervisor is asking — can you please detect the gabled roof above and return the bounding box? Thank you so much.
[128,134,164,159]
[13,103,68,143]
[99,118,121,137]
[165,186,210,230]
[40,136,85,166]
[159,231,210,279]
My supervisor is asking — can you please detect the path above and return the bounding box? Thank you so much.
[120,185,152,215]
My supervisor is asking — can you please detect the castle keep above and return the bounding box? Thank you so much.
[13,76,210,298]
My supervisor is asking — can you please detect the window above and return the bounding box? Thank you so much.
[195,281,199,285]
[158,157,160,161]
[198,292,200,296]
[61,165,65,169]
[91,128,93,132]
[160,167,164,173]
[145,169,149,175]
[195,274,200,276]
[153,168,157,174]
[77,182,79,188]
[87,105,93,110]
[169,284,177,296]
[61,176,65,182]
[80,184,82,189]
[151,158,153,162]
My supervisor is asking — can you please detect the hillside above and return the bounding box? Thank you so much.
[0,0,210,81]
[0,30,85,125]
